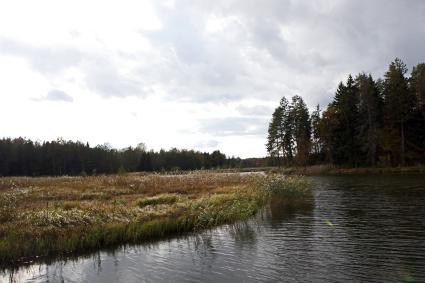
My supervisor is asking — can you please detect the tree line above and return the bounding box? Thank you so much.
[0,138,242,176]
[267,58,425,167]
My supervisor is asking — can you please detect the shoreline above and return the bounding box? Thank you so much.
[210,165,425,175]
[274,165,425,175]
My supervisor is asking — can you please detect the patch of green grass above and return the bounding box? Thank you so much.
[137,194,179,207]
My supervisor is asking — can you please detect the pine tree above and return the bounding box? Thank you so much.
[280,97,294,164]
[290,95,311,165]
[266,105,283,165]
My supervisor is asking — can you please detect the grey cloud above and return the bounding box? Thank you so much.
[199,117,268,137]
[237,105,274,117]
[194,139,219,149]
[37,89,74,103]
[84,58,144,97]
[0,37,83,74]
[147,0,425,106]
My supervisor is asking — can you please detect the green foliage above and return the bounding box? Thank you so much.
[382,58,413,165]
[291,95,311,165]
[356,73,382,166]
[137,194,179,207]
[267,96,310,166]
[0,138,239,177]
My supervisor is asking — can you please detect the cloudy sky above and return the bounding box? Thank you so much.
[1,0,424,158]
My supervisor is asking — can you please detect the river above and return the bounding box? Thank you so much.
[2,175,425,282]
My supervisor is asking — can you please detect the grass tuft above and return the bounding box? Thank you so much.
[137,194,179,207]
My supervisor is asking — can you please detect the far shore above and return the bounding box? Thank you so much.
[212,165,425,175]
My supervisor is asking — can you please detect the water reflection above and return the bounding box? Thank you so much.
[2,175,425,282]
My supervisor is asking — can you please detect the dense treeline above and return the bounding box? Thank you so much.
[267,58,425,167]
[0,138,241,176]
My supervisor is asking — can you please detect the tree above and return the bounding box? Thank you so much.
[310,105,324,161]
[266,105,283,165]
[356,73,382,166]
[328,75,360,166]
[411,63,425,119]
[266,96,296,166]
[139,150,153,171]
[280,97,294,164]
[290,95,311,165]
[382,58,412,165]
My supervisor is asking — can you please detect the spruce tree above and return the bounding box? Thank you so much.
[411,63,425,119]
[382,58,412,165]
[356,73,382,166]
[329,75,360,166]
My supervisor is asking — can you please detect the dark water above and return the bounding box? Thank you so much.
[2,175,425,282]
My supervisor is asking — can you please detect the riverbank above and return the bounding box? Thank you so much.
[274,165,425,175]
[0,172,310,266]
[212,165,425,175]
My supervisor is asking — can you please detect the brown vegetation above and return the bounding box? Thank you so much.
[0,172,310,266]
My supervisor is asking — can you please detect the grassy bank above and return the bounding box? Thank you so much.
[0,172,310,266]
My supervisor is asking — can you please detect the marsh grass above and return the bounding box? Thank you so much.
[261,175,312,197]
[0,172,309,266]
[137,194,179,207]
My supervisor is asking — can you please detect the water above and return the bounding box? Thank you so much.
[2,175,425,282]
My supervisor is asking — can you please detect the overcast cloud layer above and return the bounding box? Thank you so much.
[1,0,424,157]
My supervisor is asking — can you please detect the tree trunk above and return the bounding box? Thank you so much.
[401,122,405,166]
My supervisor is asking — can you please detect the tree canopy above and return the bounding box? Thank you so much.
[0,138,239,176]
[267,58,425,167]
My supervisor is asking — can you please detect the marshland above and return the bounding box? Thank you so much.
[0,172,311,266]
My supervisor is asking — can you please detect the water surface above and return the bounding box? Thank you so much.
[3,175,425,282]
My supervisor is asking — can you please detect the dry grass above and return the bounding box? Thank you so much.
[0,172,309,266]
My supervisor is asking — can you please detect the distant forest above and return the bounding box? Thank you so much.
[267,58,425,167]
[0,138,247,176]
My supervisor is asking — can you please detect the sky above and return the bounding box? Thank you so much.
[1,0,425,158]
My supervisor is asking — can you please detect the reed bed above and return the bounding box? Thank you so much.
[0,172,309,266]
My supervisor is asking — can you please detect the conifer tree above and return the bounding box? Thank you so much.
[266,105,283,165]
[356,73,382,166]
[280,97,294,164]
[328,75,360,165]
[310,105,323,160]
[290,95,311,165]
[382,58,412,165]
[411,63,425,119]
